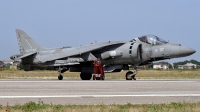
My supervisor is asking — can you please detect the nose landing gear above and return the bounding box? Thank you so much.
[126,66,138,80]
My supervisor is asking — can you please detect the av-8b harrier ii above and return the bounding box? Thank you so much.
[11,29,196,80]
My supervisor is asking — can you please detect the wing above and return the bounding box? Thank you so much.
[41,41,126,63]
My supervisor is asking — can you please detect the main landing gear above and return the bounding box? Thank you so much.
[125,67,138,80]
[80,73,92,80]
[57,61,105,80]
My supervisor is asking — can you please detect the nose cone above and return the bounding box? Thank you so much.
[179,46,196,57]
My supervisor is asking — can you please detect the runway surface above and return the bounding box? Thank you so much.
[0,79,200,106]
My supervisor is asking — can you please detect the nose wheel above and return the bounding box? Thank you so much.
[126,71,136,80]
[126,66,138,80]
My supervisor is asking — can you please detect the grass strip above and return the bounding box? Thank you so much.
[0,69,200,79]
[1,100,200,112]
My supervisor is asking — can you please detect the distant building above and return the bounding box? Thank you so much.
[178,63,197,69]
[10,65,18,70]
[0,61,4,67]
[0,60,21,69]
[2,60,13,67]
[153,62,169,69]
[13,61,20,66]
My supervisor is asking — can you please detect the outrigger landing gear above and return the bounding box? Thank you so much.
[58,73,63,80]
[126,66,138,80]
[58,67,68,80]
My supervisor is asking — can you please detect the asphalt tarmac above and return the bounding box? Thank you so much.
[0,79,200,106]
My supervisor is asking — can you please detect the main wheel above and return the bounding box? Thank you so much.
[58,75,63,80]
[126,71,133,80]
[80,73,92,80]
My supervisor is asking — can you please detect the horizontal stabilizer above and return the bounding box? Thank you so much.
[16,52,37,60]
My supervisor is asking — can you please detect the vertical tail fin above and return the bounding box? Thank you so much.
[16,29,46,55]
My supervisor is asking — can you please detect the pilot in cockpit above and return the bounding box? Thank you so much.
[139,36,148,44]
[138,35,168,45]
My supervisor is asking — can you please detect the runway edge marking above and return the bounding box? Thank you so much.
[1,94,200,98]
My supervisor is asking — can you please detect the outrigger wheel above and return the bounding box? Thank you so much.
[58,74,63,80]
[58,67,68,80]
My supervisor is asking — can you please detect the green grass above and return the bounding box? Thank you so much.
[136,69,200,79]
[1,101,200,112]
[0,69,200,80]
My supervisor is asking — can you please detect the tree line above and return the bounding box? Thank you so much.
[173,59,200,69]
[145,59,200,69]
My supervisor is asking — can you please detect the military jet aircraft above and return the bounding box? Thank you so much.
[10,29,196,80]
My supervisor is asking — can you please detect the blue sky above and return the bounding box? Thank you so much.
[0,1,199,62]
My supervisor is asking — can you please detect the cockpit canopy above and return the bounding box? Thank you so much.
[138,35,168,45]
